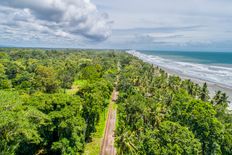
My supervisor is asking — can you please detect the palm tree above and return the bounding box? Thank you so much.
[212,91,229,106]
[200,83,210,102]
[116,131,138,155]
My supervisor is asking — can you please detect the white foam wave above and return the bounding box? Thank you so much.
[127,50,232,109]
[127,50,232,89]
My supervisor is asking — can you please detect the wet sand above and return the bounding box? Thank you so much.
[127,50,232,109]
[159,66,232,109]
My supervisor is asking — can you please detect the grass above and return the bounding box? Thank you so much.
[113,103,118,128]
[66,80,88,95]
[74,80,116,155]
[73,79,88,87]
[112,101,117,110]
[83,105,109,155]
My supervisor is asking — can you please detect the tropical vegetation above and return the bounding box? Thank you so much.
[0,48,231,155]
[0,48,118,154]
[115,54,232,155]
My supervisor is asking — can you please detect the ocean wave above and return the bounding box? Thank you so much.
[127,50,232,89]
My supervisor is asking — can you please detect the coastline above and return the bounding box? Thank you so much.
[127,51,232,109]
[160,66,232,108]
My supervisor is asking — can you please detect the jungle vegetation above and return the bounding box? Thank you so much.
[0,48,118,155]
[115,54,232,155]
[0,48,231,155]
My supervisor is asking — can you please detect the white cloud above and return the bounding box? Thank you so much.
[1,0,232,50]
[0,0,111,42]
[91,0,232,50]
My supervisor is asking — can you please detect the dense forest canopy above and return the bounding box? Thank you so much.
[115,54,232,155]
[0,48,118,154]
[0,48,231,155]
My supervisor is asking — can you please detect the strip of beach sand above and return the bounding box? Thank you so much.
[127,51,232,110]
[162,66,232,107]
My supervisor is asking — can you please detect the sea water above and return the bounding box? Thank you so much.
[127,50,232,89]
[127,50,232,108]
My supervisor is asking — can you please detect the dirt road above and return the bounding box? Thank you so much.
[100,89,118,155]
[100,62,120,155]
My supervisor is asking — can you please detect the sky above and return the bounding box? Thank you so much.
[0,0,232,51]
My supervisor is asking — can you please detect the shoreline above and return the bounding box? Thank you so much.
[160,66,232,108]
[127,51,232,109]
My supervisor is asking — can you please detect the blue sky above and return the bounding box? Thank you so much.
[0,0,232,51]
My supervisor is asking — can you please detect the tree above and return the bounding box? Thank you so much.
[200,83,210,102]
[221,124,232,155]
[170,99,224,154]
[212,91,229,106]
[79,65,101,81]
[34,65,60,93]
[26,93,86,155]
[0,91,48,155]
[77,80,112,140]
[143,121,201,155]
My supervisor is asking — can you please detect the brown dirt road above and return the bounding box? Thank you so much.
[100,62,120,155]
[100,89,118,155]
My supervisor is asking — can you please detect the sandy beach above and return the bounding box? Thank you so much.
[127,50,232,109]
[160,66,232,110]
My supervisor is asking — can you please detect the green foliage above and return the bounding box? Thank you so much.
[0,79,12,89]
[79,65,101,81]
[143,121,201,155]
[0,49,118,155]
[34,65,60,93]
[200,83,210,102]
[77,79,113,140]
[170,99,224,154]
[0,49,231,154]
[115,54,232,155]
[0,90,48,155]
[17,93,86,155]
[83,105,108,155]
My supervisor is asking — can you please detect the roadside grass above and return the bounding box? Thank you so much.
[113,102,118,128]
[76,80,115,155]
[83,105,109,155]
[112,101,117,110]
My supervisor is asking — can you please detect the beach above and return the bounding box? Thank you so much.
[161,66,232,108]
[127,50,232,109]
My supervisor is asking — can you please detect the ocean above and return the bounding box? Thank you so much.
[127,50,232,89]
[127,50,232,108]
[140,50,232,66]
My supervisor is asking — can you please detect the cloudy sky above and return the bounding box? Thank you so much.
[0,0,232,51]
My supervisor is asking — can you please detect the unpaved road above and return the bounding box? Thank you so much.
[100,62,120,155]
[100,89,118,155]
